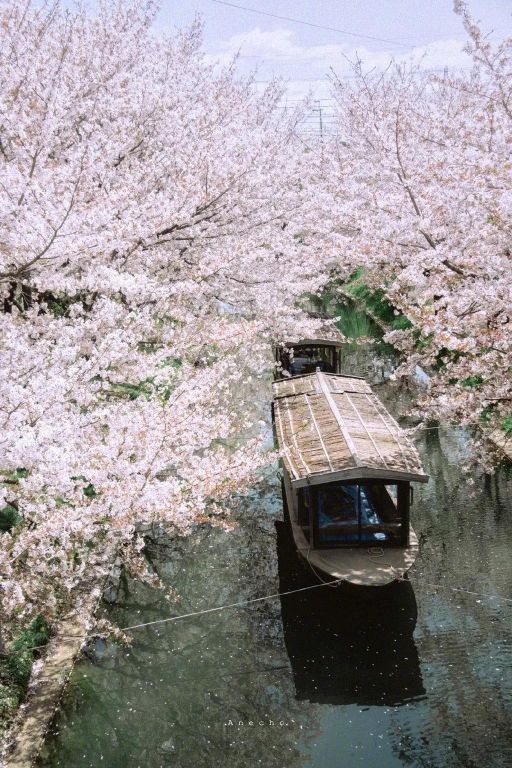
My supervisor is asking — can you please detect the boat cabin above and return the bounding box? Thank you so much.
[298,480,410,549]
[275,338,343,378]
[272,371,429,585]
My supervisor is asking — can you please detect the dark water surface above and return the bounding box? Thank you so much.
[40,342,512,768]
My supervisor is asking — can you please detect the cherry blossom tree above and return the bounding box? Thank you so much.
[0,0,329,636]
[325,0,511,451]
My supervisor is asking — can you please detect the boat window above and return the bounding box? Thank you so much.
[317,485,360,544]
[280,346,335,376]
[315,482,405,547]
[385,484,398,504]
[360,483,402,544]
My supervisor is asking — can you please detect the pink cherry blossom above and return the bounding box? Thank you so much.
[0,0,331,635]
[324,0,511,447]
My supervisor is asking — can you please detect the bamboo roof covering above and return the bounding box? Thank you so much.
[273,372,428,487]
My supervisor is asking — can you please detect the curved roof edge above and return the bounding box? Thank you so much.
[291,466,429,488]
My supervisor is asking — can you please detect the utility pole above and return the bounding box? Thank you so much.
[313,101,325,158]
[312,100,323,139]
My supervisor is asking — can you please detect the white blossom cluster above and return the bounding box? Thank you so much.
[0,1,330,634]
[324,0,511,446]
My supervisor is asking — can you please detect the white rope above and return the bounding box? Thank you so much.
[117,573,512,634]
[118,577,343,632]
[22,569,512,651]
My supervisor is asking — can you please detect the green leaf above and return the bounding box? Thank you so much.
[0,504,22,532]
[502,415,512,435]
[461,375,484,388]
[83,483,98,498]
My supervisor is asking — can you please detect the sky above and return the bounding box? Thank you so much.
[155,0,512,104]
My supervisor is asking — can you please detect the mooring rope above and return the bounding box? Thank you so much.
[118,577,343,631]
[18,568,512,651]
[116,574,512,633]
[120,574,512,632]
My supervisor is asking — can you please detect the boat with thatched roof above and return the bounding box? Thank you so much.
[272,370,428,586]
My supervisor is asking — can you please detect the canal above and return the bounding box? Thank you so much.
[39,331,512,768]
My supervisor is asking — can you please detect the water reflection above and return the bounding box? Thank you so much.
[276,521,425,707]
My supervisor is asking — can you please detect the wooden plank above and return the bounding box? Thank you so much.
[316,372,360,467]
[283,398,311,476]
[304,393,335,471]
[274,399,301,480]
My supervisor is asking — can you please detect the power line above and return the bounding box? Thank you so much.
[252,67,474,85]
[210,0,414,49]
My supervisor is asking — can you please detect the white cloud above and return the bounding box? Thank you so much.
[205,26,472,99]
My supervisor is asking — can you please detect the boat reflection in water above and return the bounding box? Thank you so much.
[275,520,425,706]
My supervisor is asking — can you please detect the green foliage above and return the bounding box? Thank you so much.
[432,346,462,371]
[0,616,51,734]
[390,315,413,331]
[39,291,83,318]
[502,415,512,435]
[11,616,51,654]
[300,291,331,315]
[356,285,395,324]
[55,496,74,507]
[71,476,99,499]
[107,372,179,404]
[0,503,22,532]
[160,356,182,369]
[4,649,33,690]
[343,270,405,327]
[0,682,18,719]
[108,381,153,400]
[47,297,71,317]
[480,405,494,424]
[0,470,28,532]
[83,483,98,499]
[462,375,484,388]
[0,467,28,487]
[415,331,435,351]
[348,266,365,282]
[336,305,379,340]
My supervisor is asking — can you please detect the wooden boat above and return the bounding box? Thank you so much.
[275,338,343,378]
[272,370,429,586]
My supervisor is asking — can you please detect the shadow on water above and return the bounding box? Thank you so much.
[275,521,425,708]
